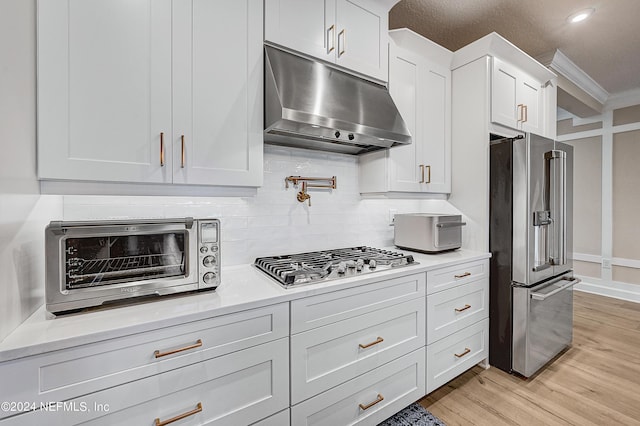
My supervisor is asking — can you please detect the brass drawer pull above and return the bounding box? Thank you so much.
[455,347,471,358]
[419,164,425,183]
[454,272,471,279]
[181,135,185,168]
[359,394,384,411]
[455,304,471,313]
[359,337,384,349]
[154,339,203,358]
[338,29,346,56]
[426,165,431,183]
[517,104,524,122]
[155,402,202,426]
[327,25,335,53]
[160,132,165,166]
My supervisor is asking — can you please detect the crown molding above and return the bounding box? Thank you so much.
[605,87,640,111]
[550,49,609,104]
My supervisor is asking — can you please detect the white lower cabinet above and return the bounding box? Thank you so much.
[426,319,489,393]
[0,303,289,425]
[291,348,425,426]
[251,409,290,426]
[425,259,490,394]
[291,297,425,403]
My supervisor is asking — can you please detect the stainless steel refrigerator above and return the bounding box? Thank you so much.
[489,133,580,377]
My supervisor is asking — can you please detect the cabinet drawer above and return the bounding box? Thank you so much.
[291,298,425,404]
[4,338,289,426]
[426,318,488,394]
[426,259,488,294]
[291,348,425,426]
[251,409,290,426]
[427,278,489,344]
[291,273,425,334]
[0,303,288,413]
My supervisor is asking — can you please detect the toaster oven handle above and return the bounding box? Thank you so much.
[436,222,467,228]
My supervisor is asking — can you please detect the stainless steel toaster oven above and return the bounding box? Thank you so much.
[45,218,220,314]
[394,213,465,253]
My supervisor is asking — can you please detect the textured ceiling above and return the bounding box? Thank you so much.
[390,0,640,95]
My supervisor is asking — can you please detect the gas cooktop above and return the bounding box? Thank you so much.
[254,246,417,288]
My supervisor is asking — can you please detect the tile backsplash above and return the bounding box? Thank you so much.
[63,146,461,266]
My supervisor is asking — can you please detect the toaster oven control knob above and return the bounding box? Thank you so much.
[199,246,208,254]
[202,255,216,268]
[348,133,354,141]
[334,130,341,138]
[203,272,217,284]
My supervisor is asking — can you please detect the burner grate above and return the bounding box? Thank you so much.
[254,246,415,287]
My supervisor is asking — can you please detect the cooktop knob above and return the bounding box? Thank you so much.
[337,261,346,274]
[369,259,377,269]
[203,255,216,268]
[356,259,364,271]
[345,260,356,269]
[203,271,217,284]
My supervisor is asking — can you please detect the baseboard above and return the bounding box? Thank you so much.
[574,275,640,303]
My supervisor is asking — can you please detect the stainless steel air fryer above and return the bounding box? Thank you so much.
[394,213,465,253]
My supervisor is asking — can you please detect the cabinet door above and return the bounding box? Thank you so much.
[335,0,387,81]
[172,0,263,186]
[264,0,335,63]
[491,57,520,130]
[518,74,543,135]
[420,60,451,193]
[387,47,424,192]
[37,0,172,183]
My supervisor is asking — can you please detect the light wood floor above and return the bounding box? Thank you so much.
[419,291,640,425]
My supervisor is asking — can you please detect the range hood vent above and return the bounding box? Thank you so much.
[264,45,412,155]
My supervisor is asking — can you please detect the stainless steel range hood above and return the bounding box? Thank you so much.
[264,45,412,155]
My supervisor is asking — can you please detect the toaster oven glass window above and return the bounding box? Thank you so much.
[64,232,187,289]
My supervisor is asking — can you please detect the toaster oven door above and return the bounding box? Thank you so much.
[46,219,199,313]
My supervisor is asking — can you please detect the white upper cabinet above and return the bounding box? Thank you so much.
[451,33,557,139]
[37,0,173,183]
[264,0,389,81]
[172,0,263,186]
[491,58,544,136]
[37,0,263,187]
[359,30,451,194]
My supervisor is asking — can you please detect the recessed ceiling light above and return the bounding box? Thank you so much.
[567,8,595,23]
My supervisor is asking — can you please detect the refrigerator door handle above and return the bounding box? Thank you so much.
[545,150,567,266]
[530,277,581,301]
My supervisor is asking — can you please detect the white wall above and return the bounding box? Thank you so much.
[0,0,63,341]
[63,146,461,266]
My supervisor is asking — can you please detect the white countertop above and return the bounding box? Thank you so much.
[0,249,490,362]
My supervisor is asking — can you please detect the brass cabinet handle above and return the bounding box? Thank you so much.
[419,164,425,183]
[359,336,384,349]
[155,402,202,426]
[154,339,203,358]
[160,132,165,166]
[455,347,471,358]
[455,304,471,312]
[181,135,185,168]
[517,104,524,122]
[523,104,528,123]
[338,29,346,56]
[327,25,335,53]
[359,394,384,411]
[425,165,431,184]
[454,272,471,279]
